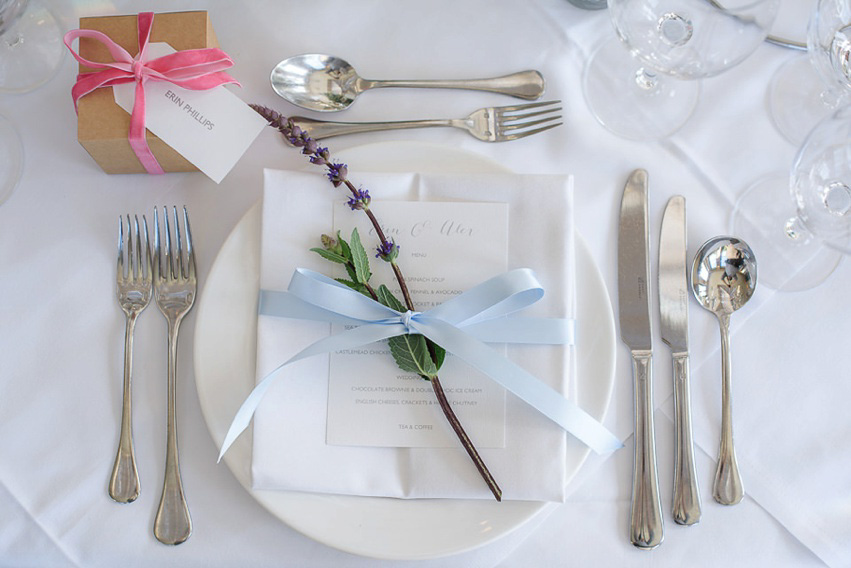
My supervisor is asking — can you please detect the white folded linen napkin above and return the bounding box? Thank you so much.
[251,168,578,501]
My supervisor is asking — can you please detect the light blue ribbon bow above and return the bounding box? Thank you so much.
[218,268,622,460]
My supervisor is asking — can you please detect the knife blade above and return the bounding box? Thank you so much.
[618,169,663,549]
[659,196,701,526]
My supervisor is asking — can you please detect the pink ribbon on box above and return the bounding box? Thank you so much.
[64,12,239,174]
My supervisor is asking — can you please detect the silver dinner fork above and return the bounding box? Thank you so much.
[152,206,196,546]
[289,100,563,142]
[109,215,151,504]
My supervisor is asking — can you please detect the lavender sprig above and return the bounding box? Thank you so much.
[251,104,502,501]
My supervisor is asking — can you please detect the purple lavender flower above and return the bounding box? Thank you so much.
[347,188,371,210]
[309,147,329,166]
[326,163,348,187]
[375,239,399,262]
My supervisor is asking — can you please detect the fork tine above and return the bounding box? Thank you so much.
[142,215,151,282]
[117,216,125,281]
[498,107,563,122]
[134,215,144,280]
[499,121,563,142]
[126,215,135,280]
[491,100,561,113]
[164,206,174,279]
[183,207,195,281]
[153,208,160,280]
[499,116,563,132]
[174,206,185,280]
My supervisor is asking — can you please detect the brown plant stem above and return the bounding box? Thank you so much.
[430,376,502,502]
[343,180,415,310]
[342,174,499,500]
[390,262,414,311]
[342,175,499,500]
[249,106,502,501]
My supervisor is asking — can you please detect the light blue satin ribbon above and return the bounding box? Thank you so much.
[218,268,622,460]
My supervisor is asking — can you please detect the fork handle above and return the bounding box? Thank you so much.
[291,117,455,140]
[364,70,545,100]
[108,314,141,504]
[154,320,192,545]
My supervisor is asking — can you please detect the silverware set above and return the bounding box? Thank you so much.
[617,169,757,549]
[109,206,197,546]
[271,53,561,142]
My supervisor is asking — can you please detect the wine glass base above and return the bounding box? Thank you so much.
[0,0,65,94]
[768,55,838,147]
[731,174,842,291]
[582,38,700,141]
[0,115,23,205]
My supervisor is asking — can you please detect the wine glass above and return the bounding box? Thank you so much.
[731,105,851,291]
[768,0,851,145]
[0,0,64,205]
[0,0,65,93]
[583,0,780,140]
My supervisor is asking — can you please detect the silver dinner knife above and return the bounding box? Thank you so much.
[659,196,701,526]
[618,169,664,549]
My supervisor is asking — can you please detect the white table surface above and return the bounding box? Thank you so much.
[0,0,844,566]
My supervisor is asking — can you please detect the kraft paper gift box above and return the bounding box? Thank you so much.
[75,11,218,174]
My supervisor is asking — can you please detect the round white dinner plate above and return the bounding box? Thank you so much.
[193,141,616,560]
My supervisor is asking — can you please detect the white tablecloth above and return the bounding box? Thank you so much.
[0,0,840,566]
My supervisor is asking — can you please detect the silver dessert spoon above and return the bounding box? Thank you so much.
[270,53,545,112]
[691,236,757,506]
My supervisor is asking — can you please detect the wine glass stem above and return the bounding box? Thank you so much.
[634,67,659,92]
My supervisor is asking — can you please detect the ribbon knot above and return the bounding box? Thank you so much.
[63,12,240,174]
[218,268,623,461]
[401,310,419,333]
[131,59,145,82]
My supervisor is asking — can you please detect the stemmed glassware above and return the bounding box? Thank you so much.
[768,0,851,145]
[731,105,851,291]
[583,0,780,140]
[0,0,64,93]
[0,0,65,205]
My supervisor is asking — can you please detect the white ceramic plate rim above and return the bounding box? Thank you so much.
[193,141,616,560]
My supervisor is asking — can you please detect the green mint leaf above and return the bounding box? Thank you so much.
[345,263,358,283]
[375,284,406,312]
[389,334,437,379]
[310,247,348,264]
[334,278,369,296]
[349,228,372,284]
[427,339,446,371]
[337,230,353,261]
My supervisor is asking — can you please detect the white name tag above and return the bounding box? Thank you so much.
[113,43,266,183]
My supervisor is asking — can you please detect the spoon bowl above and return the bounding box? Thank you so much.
[270,54,545,112]
[692,237,757,316]
[691,236,757,506]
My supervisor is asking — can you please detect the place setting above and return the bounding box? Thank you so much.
[2,0,850,566]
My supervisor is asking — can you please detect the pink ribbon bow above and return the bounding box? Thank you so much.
[64,12,239,174]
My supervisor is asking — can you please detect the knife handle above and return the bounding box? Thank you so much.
[630,351,664,549]
[672,352,701,525]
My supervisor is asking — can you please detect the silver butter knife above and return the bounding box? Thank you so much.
[659,196,701,526]
[618,169,664,549]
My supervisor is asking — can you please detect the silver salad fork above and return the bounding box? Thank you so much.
[152,206,196,545]
[109,215,152,504]
[288,100,563,142]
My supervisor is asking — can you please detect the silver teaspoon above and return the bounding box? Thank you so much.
[691,236,757,506]
[270,54,545,112]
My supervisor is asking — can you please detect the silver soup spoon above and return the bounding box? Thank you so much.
[270,54,545,112]
[691,236,757,506]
